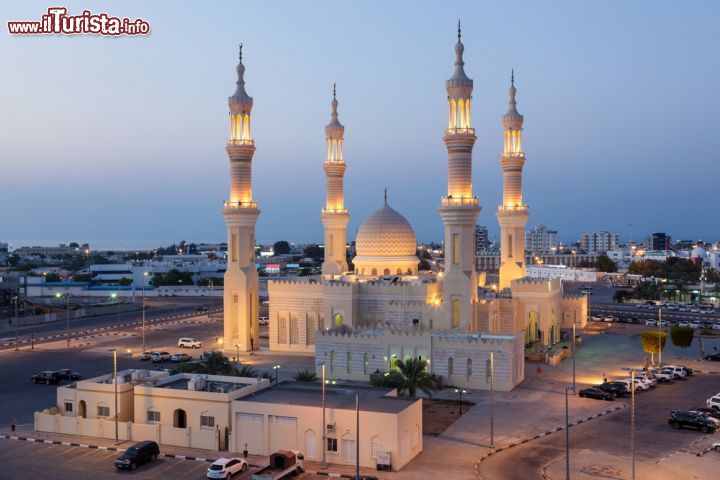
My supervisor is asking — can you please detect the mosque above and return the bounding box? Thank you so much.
[221,26,587,391]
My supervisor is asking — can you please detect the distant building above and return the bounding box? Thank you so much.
[525,225,558,254]
[0,242,8,253]
[646,232,671,251]
[579,231,619,253]
[475,225,489,253]
[13,243,89,257]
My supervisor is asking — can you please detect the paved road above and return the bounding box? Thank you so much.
[478,372,720,479]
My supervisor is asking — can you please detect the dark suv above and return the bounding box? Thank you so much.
[597,382,627,397]
[114,441,160,469]
[668,410,717,433]
[31,371,60,385]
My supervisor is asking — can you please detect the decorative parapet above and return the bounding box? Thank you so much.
[497,205,528,213]
[441,196,478,207]
[224,200,258,209]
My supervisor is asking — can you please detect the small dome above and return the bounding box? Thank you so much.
[356,204,417,257]
[353,202,419,276]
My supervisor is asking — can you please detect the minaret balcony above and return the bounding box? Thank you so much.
[322,207,348,215]
[444,127,475,135]
[224,200,258,209]
[227,139,255,147]
[497,205,528,213]
[441,196,478,206]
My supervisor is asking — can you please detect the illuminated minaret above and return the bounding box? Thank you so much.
[321,84,350,276]
[497,71,529,290]
[438,21,481,329]
[223,44,260,352]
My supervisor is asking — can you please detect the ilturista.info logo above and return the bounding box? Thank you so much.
[7,7,150,36]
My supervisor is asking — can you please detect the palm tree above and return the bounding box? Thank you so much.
[293,369,318,382]
[235,365,259,378]
[395,358,442,397]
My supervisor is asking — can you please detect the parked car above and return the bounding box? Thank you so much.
[115,441,160,469]
[178,338,202,349]
[648,369,673,382]
[259,316,270,326]
[579,387,614,401]
[138,351,152,361]
[645,320,657,326]
[622,378,650,391]
[171,352,191,362]
[31,371,60,384]
[151,351,171,363]
[707,394,720,411]
[665,364,693,376]
[668,410,717,433]
[193,305,209,311]
[659,366,686,380]
[207,457,248,479]
[597,382,628,397]
[704,353,720,361]
[637,373,657,387]
[678,321,690,327]
[57,369,82,381]
[604,316,615,322]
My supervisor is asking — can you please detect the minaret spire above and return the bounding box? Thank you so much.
[384,187,388,205]
[321,84,350,276]
[497,70,529,290]
[223,44,260,354]
[458,19,461,40]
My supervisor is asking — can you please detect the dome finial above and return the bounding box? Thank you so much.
[458,19,461,41]
[239,43,243,61]
[384,187,388,205]
[511,68,514,86]
[333,82,336,99]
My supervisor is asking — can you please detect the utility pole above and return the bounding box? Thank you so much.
[571,319,576,393]
[631,368,636,480]
[565,386,571,480]
[13,296,19,351]
[322,363,327,468]
[112,348,119,445]
[141,272,147,352]
[657,307,663,366]
[489,351,495,449]
[355,391,360,480]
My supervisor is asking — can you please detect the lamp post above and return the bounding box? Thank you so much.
[273,365,280,385]
[621,367,636,480]
[13,295,19,351]
[572,319,577,393]
[56,291,72,347]
[110,348,119,445]
[321,363,327,468]
[111,292,119,330]
[141,272,148,353]
[657,307,663,366]
[355,391,360,480]
[454,388,467,416]
[235,343,241,362]
[565,386,571,480]
[208,280,213,318]
[489,351,495,449]
[41,272,46,298]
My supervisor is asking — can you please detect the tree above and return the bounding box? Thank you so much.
[197,277,224,287]
[273,241,291,255]
[669,326,694,349]
[640,330,667,365]
[45,273,62,283]
[303,245,324,261]
[394,358,442,397]
[594,254,618,273]
[293,369,318,382]
[150,269,194,287]
[117,277,132,286]
[418,259,431,271]
[236,365,259,378]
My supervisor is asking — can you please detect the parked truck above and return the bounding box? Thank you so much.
[251,450,304,480]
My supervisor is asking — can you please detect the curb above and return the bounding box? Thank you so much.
[473,404,626,478]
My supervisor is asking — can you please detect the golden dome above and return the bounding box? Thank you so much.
[354,203,419,276]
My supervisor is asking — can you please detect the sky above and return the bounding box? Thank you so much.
[1,1,718,249]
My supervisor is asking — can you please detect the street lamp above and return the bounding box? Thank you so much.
[235,343,241,362]
[489,351,495,449]
[56,291,72,347]
[109,348,119,445]
[454,388,468,416]
[141,272,148,353]
[273,365,280,385]
[321,363,327,468]
[565,386,571,480]
[13,295,19,351]
[208,280,213,318]
[110,292,120,330]
[622,367,637,480]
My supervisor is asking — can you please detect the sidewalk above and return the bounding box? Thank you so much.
[0,428,388,479]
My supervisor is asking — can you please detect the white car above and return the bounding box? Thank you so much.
[707,394,720,411]
[258,316,269,326]
[713,440,720,452]
[649,369,673,382]
[178,337,202,349]
[622,378,650,391]
[151,351,171,362]
[678,321,690,327]
[689,322,702,329]
[638,374,658,387]
[207,457,247,479]
[645,320,657,326]
[661,366,688,379]
[713,324,720,331]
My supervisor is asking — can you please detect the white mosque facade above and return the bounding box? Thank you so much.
[222,28,587,392]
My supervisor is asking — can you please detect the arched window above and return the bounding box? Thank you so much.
[452,299,460,327]
[466,358,472,381]
[346,352,352,374]
[396,268,402,275]
[333,312,344,328]
[328,234,334,256]
[371,268,377,275]
[447,357,454,379]
[383,268,390,275]
[363,353,369,375]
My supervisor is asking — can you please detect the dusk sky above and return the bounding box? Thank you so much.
[1,1,718,249]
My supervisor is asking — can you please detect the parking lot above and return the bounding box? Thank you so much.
[0,439,335,480]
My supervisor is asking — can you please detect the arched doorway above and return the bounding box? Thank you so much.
[526,311,538,345]
[333,313,343,328]
[304,430,317,459]
[174,409,187,428]
[78,400,86,419]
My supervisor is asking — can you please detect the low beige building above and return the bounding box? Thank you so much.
[232,382,422,470]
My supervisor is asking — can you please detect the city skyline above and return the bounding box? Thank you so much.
[2,1,718,245]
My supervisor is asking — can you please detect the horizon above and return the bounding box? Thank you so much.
[2,1,718,245]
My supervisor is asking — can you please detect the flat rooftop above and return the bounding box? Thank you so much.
[235,382,418,414]
[150,373,262,394]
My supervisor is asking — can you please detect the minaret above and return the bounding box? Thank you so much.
[438,21,481,329]
[497,71,529,290]
[223,44,260,352]
[321,84,350,276]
